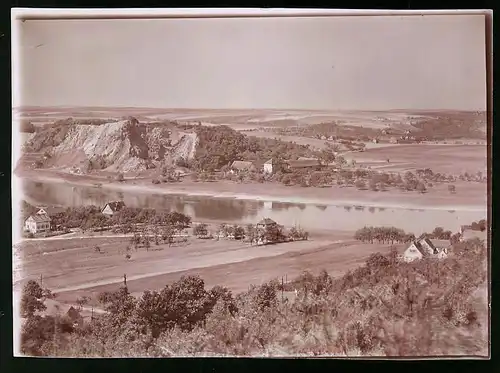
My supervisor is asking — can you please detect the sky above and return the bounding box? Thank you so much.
[14,15,487,110]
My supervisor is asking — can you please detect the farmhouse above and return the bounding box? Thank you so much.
[402,237,449,262]
[36,206,66,216]
[24,214,51,234]
[66,306,84,327]
[257,218,278,230]
[230,161,256,173]
[101,201,126,216]
[263,159,274,174]
[286,157,321,170]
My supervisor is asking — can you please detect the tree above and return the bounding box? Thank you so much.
[432,227,445,239]
[161,224,176,247]
[208,285,238,315]
[116,173,125,182]
[319,148,335,166]
[355,180,366,190]
[255,281,278,311]
[193,223,208,237]
[97,286,136,328]
[232,225,245,240]
[156,275,212,331]
[245,224,256,244]
[366,252,390,270]
[75,296,90,311]
[448,184,456,194]
[416,182,427,193]
[20,280,47,318]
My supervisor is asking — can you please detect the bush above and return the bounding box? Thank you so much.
[152,179,160,184]
[193,223,208,237]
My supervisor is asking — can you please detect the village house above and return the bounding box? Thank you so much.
[286,157,321,171]
[66,306,84,327]
[101,201,126,216]
[24,214,51,234]
[402,237,450,263]
[229,160,256,174]
[263,159,274,174]
[257,217,278,230]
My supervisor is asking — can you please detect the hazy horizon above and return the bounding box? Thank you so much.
[15,15,487,111]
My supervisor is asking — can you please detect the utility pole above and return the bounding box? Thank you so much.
[281,276,284,302]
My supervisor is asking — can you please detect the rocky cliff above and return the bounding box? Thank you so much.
[22,119,197,174]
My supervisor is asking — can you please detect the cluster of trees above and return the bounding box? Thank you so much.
[354,225,459,245]
[47,206,192,232]
[193,222,308,245]
[19,237,487,357]
[411,114,486,140]
[354,226,416,244]
[470,219,487,232]
[192,125,319,172]
[111,209,191,230]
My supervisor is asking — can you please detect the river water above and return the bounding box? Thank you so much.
[21,180,486,235]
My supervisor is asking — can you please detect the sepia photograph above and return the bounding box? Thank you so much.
[11,9,490,358]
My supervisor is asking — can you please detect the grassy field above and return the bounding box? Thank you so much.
[56,240,399,307]
[14,228,398,309]
[345,144,487,175]
[15,235,341,297]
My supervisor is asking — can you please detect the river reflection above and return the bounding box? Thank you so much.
[21,180,486,235]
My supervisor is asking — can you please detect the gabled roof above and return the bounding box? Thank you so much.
[103,201,126,212]
[26,214,51,223]
[286,157,320,168]
[37,206,66,216]
[264,159,274,165]
[257,218,277,226]
[429,239,451,249]
[231,161,254,170]
[66,306,82,321]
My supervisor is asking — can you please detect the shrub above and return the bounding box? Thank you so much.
[193,223,208,237]
[152,179,160,184]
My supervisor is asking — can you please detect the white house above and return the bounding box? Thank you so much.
[101,201,126,216]
[24,214,51,234]
[263,159,274,174]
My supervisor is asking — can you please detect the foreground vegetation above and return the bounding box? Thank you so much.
[19,236,487,357]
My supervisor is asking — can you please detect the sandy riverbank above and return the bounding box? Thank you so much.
[17,169,487,212]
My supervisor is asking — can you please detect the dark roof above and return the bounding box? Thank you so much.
[66,306,82,321]
[231,161,254,170]
[258,218,277,226]
[26,214,51,223]
[287,158,320,168]
[103,201,126,212]
[37,206,66,216]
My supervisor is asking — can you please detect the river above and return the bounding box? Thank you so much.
[21,180,486,235]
